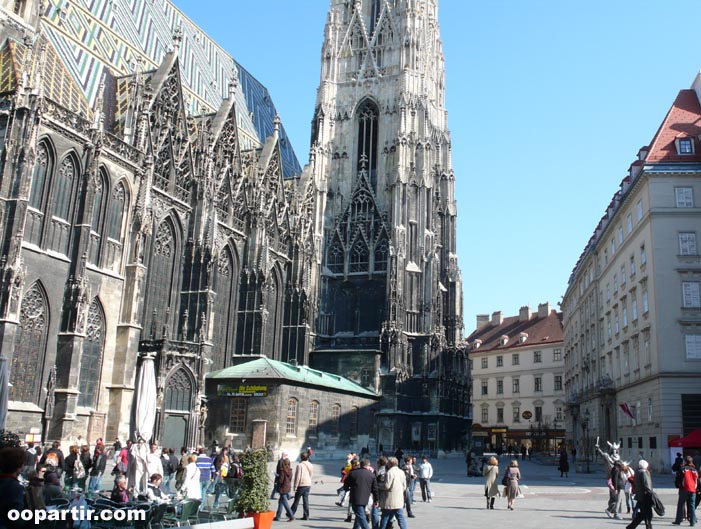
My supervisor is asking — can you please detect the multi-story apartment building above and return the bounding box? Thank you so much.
[562,78,701,471]
[468,304,565,454]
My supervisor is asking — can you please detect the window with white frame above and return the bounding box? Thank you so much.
[512,353,519,366]
[614,274,618,293]
[640,245,646,266]
[614,312,620,334]
[481,407,489,424]
[623,305,628,327]
[606,284,611,301]
[632,298,638,320]
[554,375,563,391]
[512,378,520,393]
[513,406,520,422]
[611,239,616,256]
[630,255,636,276]
[618,226,624,245]
[534,350,542,363]
[481,357,488,369]
[497,379,503,394]
[685,334,701,359]
[554,348,562,361]
[677,139,694,155]
[496,355,503,367]
[679,232,697,256]
[534,376,542,392]
[607,319,612,339]
[481,380,488,395]
[556,407,563,422]
[647,398,653,422]
[535,406,543,422]
[627,213,633,234]
[497,407,504,423]
[642,289,649,313]
[636,200,643,221]
[621,265,626,285]
[682,281,701,308]
[676,186,694,208]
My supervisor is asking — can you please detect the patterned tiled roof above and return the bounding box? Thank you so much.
[466,311,563,353]
[39,0,301,177]
[646,89,701,163]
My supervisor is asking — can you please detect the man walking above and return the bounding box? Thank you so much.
[344,458,378,529]
[672,455,698,526]
[291,451,314,520]
[627,460,654,529]
[196,447,214,509]
[379,457,408,529]
[418,455,433,503]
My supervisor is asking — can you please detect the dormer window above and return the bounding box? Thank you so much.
[518,332,528,344]
[472,339,482,350]
[676,137,695,155]
[499,335,509,346]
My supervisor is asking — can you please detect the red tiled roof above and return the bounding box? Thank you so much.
[646,89,701,162]
[466,311,563,353]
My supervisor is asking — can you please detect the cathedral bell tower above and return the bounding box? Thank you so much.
[309,0,468,451]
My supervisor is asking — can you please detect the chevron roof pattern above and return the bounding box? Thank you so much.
[39,0,301,177]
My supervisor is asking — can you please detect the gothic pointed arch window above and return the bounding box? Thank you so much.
[164,368,193,412]
[143,218,178,338]
[107,182,127,242]
[52,155,77,222]
[330,403,342,435]
[29,143,51,211]
[88,170,107,265]
[326,237,345,274]
[78,299,105,408]
[27,142,53,246]
[212,247,238,370]
[10,282,49,404]
[374,237,388,272]
[349,238,369,273]
[356,100,379,190]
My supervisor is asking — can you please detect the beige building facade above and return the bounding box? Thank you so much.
[468,304,565,454]
[562,79,701,471]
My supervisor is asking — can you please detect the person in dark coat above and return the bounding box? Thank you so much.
[344,458,379,529]
[558,445,570,478]
[0,447,28,528]
[274,457,294,521]
[626,459,653,529]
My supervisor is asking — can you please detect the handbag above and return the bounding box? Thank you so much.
[501,472,509,486]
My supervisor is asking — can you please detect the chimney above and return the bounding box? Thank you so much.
[491,311,503,326]
[518,306,531,322]
[537,302,550,318]
[476,314,490,329]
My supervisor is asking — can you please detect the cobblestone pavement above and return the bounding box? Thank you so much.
[272,455,681,529]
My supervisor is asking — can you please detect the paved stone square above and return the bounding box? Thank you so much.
[275,455,681,529]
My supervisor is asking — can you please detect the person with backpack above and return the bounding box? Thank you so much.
[672,455,698,526]
[160,448,174,494]
[40,442,65,478]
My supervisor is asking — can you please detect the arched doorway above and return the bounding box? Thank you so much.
[161,368,193,450]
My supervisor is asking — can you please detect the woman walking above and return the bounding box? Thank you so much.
[505,460,521,510]
[274,457,294,522]
[483,456,500,510]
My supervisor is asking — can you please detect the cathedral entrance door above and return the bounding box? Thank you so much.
[163,414,187,450]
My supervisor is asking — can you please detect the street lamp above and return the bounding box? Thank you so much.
[583,409,590,473]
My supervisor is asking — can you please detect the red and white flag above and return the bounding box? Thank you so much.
[620,402,634,419]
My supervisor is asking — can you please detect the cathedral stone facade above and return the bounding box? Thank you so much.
[0,0,470,453]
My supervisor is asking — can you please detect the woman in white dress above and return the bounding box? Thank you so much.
[179,454,201,500]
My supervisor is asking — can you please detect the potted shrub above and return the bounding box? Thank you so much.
[236,448,274,529]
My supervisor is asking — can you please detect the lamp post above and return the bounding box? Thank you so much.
[583,409,590,473]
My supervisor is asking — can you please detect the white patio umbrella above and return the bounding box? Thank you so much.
[129,353,157,495]
[0,357,8,431]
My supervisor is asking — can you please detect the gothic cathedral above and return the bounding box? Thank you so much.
[0,0,470,452]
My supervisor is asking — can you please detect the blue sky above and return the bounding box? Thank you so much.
[175,1,701,333]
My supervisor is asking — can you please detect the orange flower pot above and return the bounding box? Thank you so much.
[246,511,275,529]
